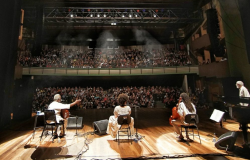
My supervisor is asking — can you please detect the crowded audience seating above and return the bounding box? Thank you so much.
[32,86,207,112]
[18,48,192,68]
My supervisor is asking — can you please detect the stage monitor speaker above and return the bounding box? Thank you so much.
[67,117,83,129]
[215,131,238,151]
[93,119,108,135]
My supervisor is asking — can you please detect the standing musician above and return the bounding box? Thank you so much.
[48,94,81,138]
[171,93,196,141]
[235,81,250,131]
[236,81,250,99]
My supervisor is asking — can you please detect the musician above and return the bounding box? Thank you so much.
[106,93,135,138]
[48,94,81,138]
[235,81,250,130]
[171,93,196,141]
[236,81,250,98]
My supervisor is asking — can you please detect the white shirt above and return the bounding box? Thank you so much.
[48,101,70,123]
[239,86,250,97]
[177,102,196,121]
[114,105,131,117]
[239,86,250,106]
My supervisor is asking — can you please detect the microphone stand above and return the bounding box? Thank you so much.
[70,114,79,136]
[134,105,144,142]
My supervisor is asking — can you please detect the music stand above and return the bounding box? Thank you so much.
[210,109,225,142]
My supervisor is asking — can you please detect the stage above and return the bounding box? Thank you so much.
[0,108,250,160]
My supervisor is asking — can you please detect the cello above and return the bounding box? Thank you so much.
[169,97,182,125]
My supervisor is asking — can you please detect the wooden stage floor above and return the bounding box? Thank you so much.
[0,108,250,160]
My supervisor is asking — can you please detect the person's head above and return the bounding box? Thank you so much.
[180,92,195,112]
[118,93,129,107]
[54,94,61,102]
[236,81,244,89]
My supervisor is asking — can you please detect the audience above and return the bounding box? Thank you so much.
[32,85,207,112]
[18,48,192,68]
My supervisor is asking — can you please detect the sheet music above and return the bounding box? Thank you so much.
[210,109,225,122]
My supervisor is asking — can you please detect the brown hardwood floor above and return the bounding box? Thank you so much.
[0,108,250,160]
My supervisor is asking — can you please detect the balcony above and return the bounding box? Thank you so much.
[22,66,199,76]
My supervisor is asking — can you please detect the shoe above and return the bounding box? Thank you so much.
[186,138,193,142]
[59,133,66,138]
[178,135,184,141]
[53,134,58,139]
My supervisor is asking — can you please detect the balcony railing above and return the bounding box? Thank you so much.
[22,66,199,76]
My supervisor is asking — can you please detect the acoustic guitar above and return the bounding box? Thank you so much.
[61,109,70,119]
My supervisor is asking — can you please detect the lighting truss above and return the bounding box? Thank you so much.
[43,8,203,25]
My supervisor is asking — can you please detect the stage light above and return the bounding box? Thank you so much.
[68,9,71,12]
[70,14,73,17]
[97,14,100,17]
[90,14,93,17]
[88,9,90,12]
[104,14,106,17]
[129,14,132,18]
[125,9,127,12]
[135,14,138,17]
[155,10,158,13]
[122,14,125,17]
[137,10,140,12]
[153,14,156,17]
[101,9,104,12]
[81,9,84,12]
[143,9,146,12]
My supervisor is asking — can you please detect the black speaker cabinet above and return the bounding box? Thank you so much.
[67,117,83,129]
[215,131,238,151]
[93,119,109,135]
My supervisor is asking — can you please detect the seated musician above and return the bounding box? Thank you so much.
[171,93,196,141]
[48,94,81,138]
[106,93,135,138]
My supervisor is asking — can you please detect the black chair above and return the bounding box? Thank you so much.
[116,114,132,144]
[40,110,64,142]
[180,114,201,144]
